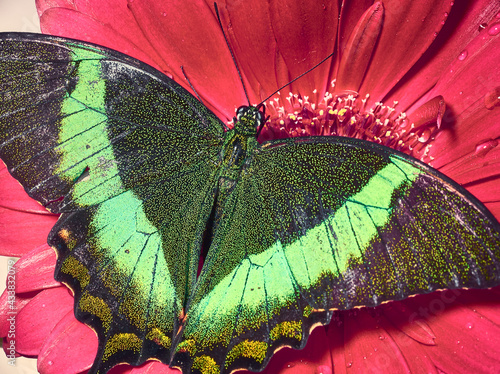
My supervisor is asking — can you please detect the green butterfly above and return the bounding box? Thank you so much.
[1,33,500,374]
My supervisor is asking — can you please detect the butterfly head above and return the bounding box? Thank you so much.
[234,105,267,136]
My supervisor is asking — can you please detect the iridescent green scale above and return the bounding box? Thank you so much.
[1,33,500,374]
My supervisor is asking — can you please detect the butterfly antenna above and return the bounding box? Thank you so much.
[214,2,251,106]
[259,51,335,106]
[180,66,203,102]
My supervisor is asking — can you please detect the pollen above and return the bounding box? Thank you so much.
[259,85,442,164]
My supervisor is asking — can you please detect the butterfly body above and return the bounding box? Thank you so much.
[1,33,500,374]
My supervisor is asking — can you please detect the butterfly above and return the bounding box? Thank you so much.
[1,32,500,374]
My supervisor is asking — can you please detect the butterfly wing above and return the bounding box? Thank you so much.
[175,136,500,373]
[0,33,224,372]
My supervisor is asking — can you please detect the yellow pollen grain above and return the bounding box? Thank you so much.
[338,108,347,116]
[319,109,324,116]
[279,119,284,125]
[289,114,296,121]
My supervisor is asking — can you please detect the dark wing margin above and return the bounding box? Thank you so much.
[173,136,500,373]
[0,33,224,373]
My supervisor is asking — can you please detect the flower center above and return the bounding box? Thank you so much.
[258,81,441,164]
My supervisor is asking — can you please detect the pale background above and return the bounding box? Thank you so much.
[1,1,42,372]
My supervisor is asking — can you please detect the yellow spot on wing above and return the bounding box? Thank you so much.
[60,256,90,288]
[192,355,219,374]
[146,328,171,349]
[270,321,302,341]
[225,340,267,368]
[102,333,142,362]
[78,292,113,332]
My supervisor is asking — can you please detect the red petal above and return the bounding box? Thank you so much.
[422,23,500,173]
[0,161,49,214]
[15,286,73,356]
[336,2,384,93]
[127,0,247,121]
[15,244,60,293]
[213,0,277,103]
[251,325,332,374]
[0,207,58,257]
[379,316,439,374]
[341,309,411,373]
[0,289,34,337]
[381,301,436,346]
[407,290,500,373]
[39,8,163,72]
[269,0,338,99]
[38,310,97,374]
[358,0,453,105]
[385,1,500,111]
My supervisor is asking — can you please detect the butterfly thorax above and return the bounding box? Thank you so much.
[220,106,261,176]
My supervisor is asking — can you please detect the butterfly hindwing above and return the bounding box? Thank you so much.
[0,33,224,372]
[176,136,500,373]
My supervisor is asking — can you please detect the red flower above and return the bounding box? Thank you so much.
[1,0,500,373]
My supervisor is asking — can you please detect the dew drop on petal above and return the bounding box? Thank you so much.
[488,22,500,36]
[444,12,449,17]
[379,335,385,340]
[374,347,378,352]
[346,361,353,368]
[478,23,488,31]
[484,87,500,110]
[317,365,332,374]
[42,303,46,308]
[162,11,167,16]
[466,322,474,329]
[48,361,53,366]
[474,139,498,158]
[433,32,438,37]
[458,50,468,60]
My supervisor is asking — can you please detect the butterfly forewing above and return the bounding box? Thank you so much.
[0,33,224,372]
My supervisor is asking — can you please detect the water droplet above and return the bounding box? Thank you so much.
[346,361,353,368]
[484,87,500,110]
[374,347,378,352]
[474,139,498,158]
[162,11,167,16]
[379,335,385,340]
[42,303,46,308]
[459,91,463,95]
[433,32,438,37]
[47,361,53,366]
[444,12,449,17]
[466,322,474,329]
[363,356,367,360]
[488,22,500,36]
[317,365,333,374]
[478,23,488,31]
[457,50,468,61]
[456,340,460,344]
